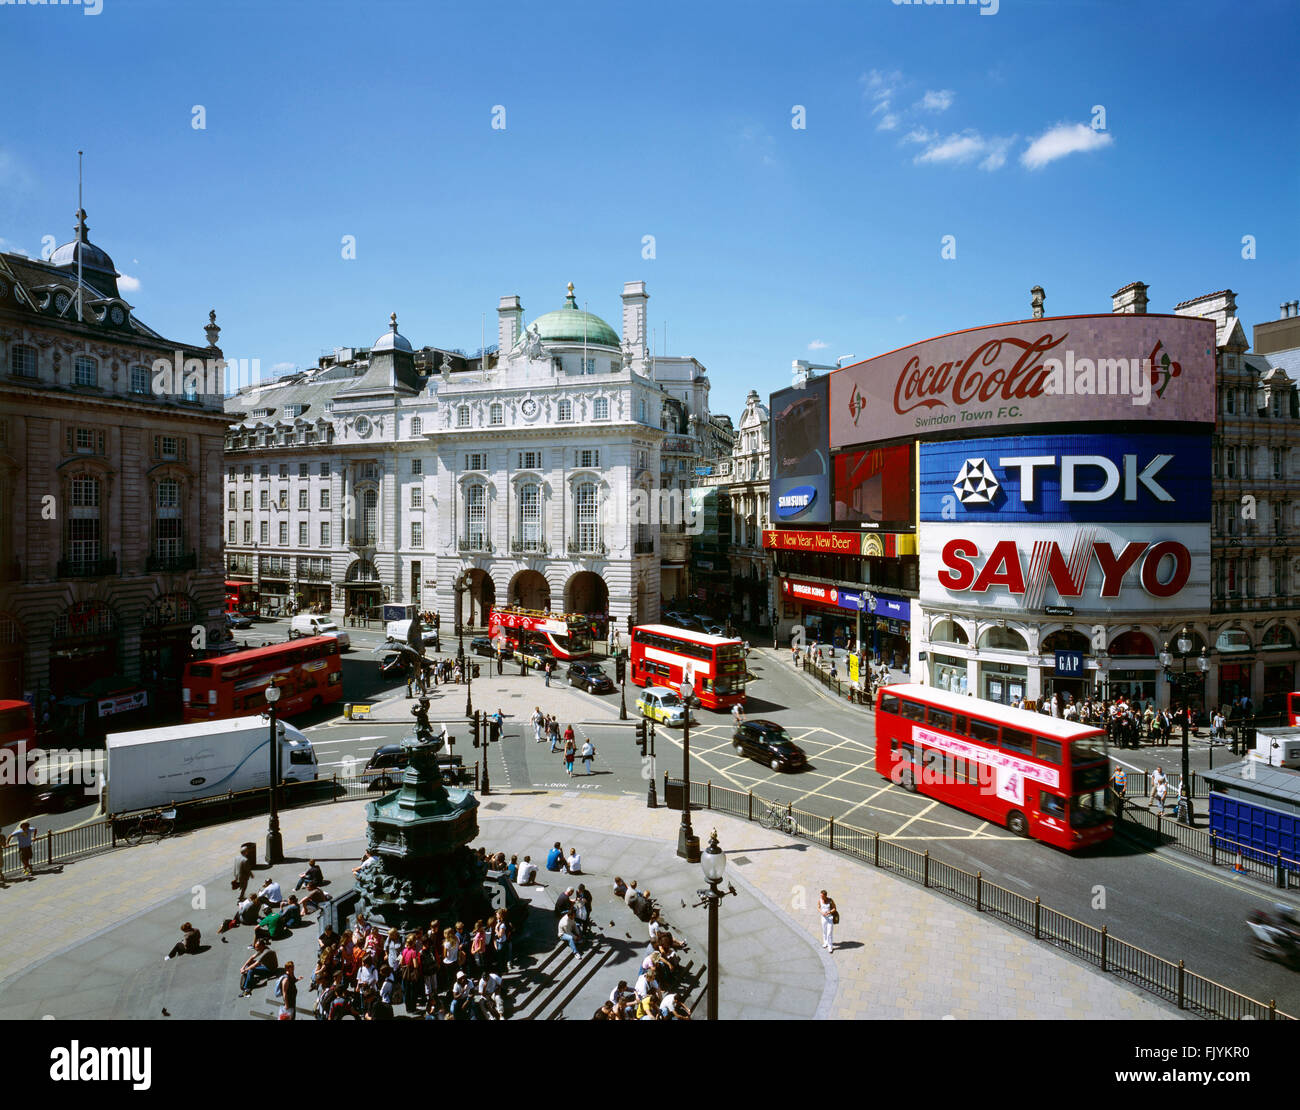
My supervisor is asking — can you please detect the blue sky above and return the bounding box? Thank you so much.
[2,0,1295,420]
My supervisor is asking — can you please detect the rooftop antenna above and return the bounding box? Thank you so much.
[76,150,83,324]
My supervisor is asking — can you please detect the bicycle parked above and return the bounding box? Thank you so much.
[122,807,177,845]
[758,801,798,836]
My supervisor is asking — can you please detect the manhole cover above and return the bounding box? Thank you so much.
[731,856,751,867]
[483,802,506,811]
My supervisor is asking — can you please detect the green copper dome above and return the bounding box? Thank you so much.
[529,283,620,348]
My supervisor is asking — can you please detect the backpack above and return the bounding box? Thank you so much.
[274,976,284,998]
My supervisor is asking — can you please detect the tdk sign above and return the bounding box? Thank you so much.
[920,434,1210,525]
[776,486,818,518]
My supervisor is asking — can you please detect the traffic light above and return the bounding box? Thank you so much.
[635,720,647,755]
[471,710,481,747]
[615,654,626,683]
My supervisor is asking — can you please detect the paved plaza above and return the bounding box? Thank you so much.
[0,789,1177,1020]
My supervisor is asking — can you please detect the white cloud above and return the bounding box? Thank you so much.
[918,89,955,112]
[737,123,778,167]
[876,113,900,132]
[1020,122,1113,170]
[270,362,297,375]
[117,273,141,292]
[808,340,829,350]
[914,131,1015,172]
[903,127,937,145]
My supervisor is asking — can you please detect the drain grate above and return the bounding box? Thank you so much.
[483,802,506,811]
[731,856,751,867]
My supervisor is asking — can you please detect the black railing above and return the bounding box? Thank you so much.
[633,540,654,554]
[665,774,1294,1021]
[57,554,117,578]
[146,552,197,573]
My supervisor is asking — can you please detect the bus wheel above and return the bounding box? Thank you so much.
[1007,811,1029,837]
[900,768,917,793]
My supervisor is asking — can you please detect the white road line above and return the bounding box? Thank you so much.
[888,801,938,838]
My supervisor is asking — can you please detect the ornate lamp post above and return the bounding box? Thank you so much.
[677,674,700,862]
[454,570,471,664]
[1159,628,1208,824]
[696,829,736,1020]
[264,681,284,864]
[867,591,878,663]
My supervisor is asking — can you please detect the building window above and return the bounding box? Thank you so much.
[411,417,422,437]
[228,521,236,543]
[519,483,541,549]
[68,475,101,566]
[577,449,599,468]
[458,405,470,428]
[242,491,252,510]
[260,521,269,544]
[466,453,486,471]
[260,490,269,510]
[154,480,182,559]
[320,488,330,509]
[320,522,331,546]
[320,462,330,477]
[1274,560,1288,598]
[412,458,423,476]
[1274,503,1285,537]
[1273,447,1286,480]
[244,466,252,479]
[558,400,573,422]
[360,488,378,544]
[411,560,421,602]
[1273,392,1285,418]
[576,481,599,550]
[411,521,423,547]
[278,521,288,546]
[298,488,308,510]
[260,464,269,478]
[10,344,36,379]
[1225,446,1237,478]
[639,398,647,423]
[466,484,487,547]
[637,449,647,469]
[411,486,423,509]
[228,490,236,510]
[594,396,609,420]
[299,522,308,546]
[583,358,596,375]
[278,490,288,510]
[490,403,503,426]
[241,521,251,544]
[74,355,98,387]
[131,365,150,395]
[518,450,541,469]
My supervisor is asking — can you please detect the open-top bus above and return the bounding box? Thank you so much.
[629,624,747,712]
[181,636,342,722]
[488,606,592,661]
[875,683,1113,851]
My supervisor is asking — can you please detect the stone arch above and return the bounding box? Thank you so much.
[976,624,1028,652]
[929,617,970,645]
[466,567,495,627]
[508,568,550,610]
[1109,629,1156,657]
[565,570,609,616]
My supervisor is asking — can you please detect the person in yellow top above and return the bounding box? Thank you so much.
[636,991,661,1020]
[1110,765,1127,816]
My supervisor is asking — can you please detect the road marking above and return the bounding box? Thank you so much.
[888,801,938,838]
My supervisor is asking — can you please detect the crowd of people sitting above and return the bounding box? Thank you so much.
[591,876,693,1019]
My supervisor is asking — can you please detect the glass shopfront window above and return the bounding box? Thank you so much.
[1105,668,1159,710]
[981,664,1027,705]
[931,653,968,695]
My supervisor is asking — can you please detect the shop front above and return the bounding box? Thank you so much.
[50,601,119,699]
[779,576,912,661]
[140,593,196,715]
[929,652,969,695]
[1263,661,1297,717]
[1104,667,1160,709]
[980,662,1028,706]
[1219,661,1252,708]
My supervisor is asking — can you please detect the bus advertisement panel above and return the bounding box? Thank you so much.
[874,683,1113,851]
[181,637,342,722]
[630,624,747,711]
[488,607,593,661]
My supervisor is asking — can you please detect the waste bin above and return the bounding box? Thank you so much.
[663,779,684,811]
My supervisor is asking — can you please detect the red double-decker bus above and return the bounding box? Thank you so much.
[225,581,257,615]
[874,683,1113,851]
[629,624,747,711]
[0,699,35,762]
[488,606,592,661]
[181,637,342,722]
[1288,692,1300,727]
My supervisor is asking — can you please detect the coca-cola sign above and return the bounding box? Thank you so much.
[830,314,1215,447]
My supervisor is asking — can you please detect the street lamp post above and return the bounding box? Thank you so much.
[1159,628,1208,824]
[696,829,736,1020]
[465,642,474,719]
[454,571,470,664]
[867,592,878,664]
[264,681,284,864]
[646,721,657,808]
[677,675,700,862]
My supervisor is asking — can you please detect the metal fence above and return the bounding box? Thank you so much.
[669,775,1294,1021]
[1117,803,1300,887]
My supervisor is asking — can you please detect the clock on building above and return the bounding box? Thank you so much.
[520,397,539,419]
[110,305,125,325]
[55,292,70,313]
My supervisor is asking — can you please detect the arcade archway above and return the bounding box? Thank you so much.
[508,569,550,611]
[565,571,609,616]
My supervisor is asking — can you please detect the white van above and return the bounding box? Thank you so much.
[290,614,350,649]
[386,619,439,650]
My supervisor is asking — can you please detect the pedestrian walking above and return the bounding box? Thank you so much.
[276,961,299,1020]
[1149,765,1168,811]
[581,738,595,775]
[232,842,255,899]
[732,702,744,727]
[564,737,577,776]
[533,706,544,742]
[818,889,838,952]
[545,661,553,687]
[7,821,37,878]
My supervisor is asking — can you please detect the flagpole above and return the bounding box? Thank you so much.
[76,150,83,324]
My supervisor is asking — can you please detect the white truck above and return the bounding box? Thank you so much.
[105,717,318,815]
[1251,726,1300,770]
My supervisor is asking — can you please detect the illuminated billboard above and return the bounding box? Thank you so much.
[830,314,1216,447]
[771,376,831,525]
[834,443,913,529]
[919,433,1211,525]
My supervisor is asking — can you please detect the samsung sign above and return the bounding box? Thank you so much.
[775,486,818,519]
[919,433,1210,525]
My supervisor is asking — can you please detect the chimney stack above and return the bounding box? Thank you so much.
[621,281,649,361]
[1291,300,1299,318]
[497,295,523,353]
[1111,281,1149,315]
[1030,285,1045,319]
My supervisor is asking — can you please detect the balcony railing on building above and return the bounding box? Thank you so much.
[146,552,197,573]
[297,561,332,582]
[634,539,655,554]
[57,554,117,578]
[510,539,549,555]
[459,536,494,554]
[567,539,607,556]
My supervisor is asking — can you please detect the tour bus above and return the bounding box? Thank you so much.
[488,606,592,661]
[874,683,1113,851]
[629,624,747,712]
[181,637,343,722]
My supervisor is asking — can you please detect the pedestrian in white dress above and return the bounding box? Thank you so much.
[818,890,837,952]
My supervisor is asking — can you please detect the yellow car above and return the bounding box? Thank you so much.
[636,685,690,727]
